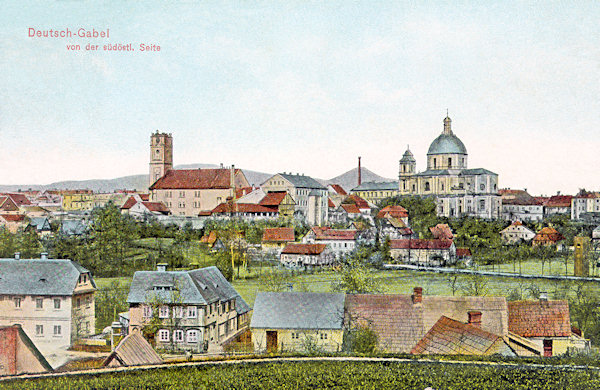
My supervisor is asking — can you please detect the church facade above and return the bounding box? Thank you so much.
[398,116,501,219]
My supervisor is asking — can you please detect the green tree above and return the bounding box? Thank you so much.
[0,228,17,258]
[18,230,43,258]
[332,258,383,294]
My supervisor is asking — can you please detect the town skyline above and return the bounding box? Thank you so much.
[3,2,599,195]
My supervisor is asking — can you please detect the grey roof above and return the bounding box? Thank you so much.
[250,292,345,330]
[127,266,251,314]
[460,168,498,176]
[60,219,87,236]
[415,169,452,177]
[399,149,416,163]
[279,173,327,190]
[0,259,92,296]
[352,181,399,191]
[28,217,51,231]
[427,133,467,155]
[103,332,163,367]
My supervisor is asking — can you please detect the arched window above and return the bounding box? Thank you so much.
[448,158,452,167]
[425,182,430,191]
[433,158,436,168]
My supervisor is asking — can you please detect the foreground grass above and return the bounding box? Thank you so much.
[3,360,600,389]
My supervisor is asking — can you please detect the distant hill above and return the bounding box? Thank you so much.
[0,165,391,194]
[322,167,395,192]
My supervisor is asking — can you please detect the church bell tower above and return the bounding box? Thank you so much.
[149,131,173,188]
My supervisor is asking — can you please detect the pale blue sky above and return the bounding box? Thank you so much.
[2,1,599,195]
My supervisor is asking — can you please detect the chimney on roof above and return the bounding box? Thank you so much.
[231,164,236,194]
[412,287,422,304]
[40,252,48,260]
[468,311,482,327]
[157,263,167,272]
[14,252,20,260]
[358,156,362,186]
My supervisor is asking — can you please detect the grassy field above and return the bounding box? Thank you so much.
[3,360,599,389]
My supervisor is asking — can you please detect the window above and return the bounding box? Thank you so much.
[194,191,200,197]
[54,298,61,309]
[86,296,91,308]
[14,298,21,308]
[36,298,43,309]
[424,182,430,191]
[187,330,199,343]
[143,305,153,318]
[158,329,170,342]
[187,306,197,318]
[76,298,81,307]
[174,306,184,318]
[479,199,486,211]
[173,329,184,342]
[320,333,328,340]
[291,332,299,339]
[448,158,452,167]
[159,306,169,318]
[480,184,485,191]
[53,325,61,336]
[179,191,185,198]
[36,325,43,336]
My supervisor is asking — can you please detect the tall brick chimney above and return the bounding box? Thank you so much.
[468,311,482,327]
[412,287,422,304]
[358,156,362,186]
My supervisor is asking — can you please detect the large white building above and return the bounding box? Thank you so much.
[0,255,96,355]
[398,115,501,219]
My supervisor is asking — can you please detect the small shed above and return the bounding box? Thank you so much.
[102,332,163,367]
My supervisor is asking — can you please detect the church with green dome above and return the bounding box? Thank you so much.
[398,115,501,219]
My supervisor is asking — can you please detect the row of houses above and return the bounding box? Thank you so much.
[250,289,590,357]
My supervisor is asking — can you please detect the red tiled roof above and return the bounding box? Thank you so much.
[1,193,32,206]
[150,168,243,190]
[508,300,571,338]
[140,194,151,201]
[211,203,276,214]
[141,202,170,213]
[545,195,573,208]
[345,195,370,210]
[430,223,453,239]
[0,196,19,212]
[456,248,472,257]
[235,187,254,199]
[281,243,326,255]
[0,214,26,222]
[262,227,295,243]
[411,316,503,355]
[329,184,347,196]
[198,211,212,216]
[310,227,358,241]
[533,227,564,243]
[120,196,137,210]
[390,239,453,250]
[328,198,335,208]
[259,191,289,207]
[511,221,523,226]
[341,204,360,214]
[377,205,408,219]
[345,293,508,353]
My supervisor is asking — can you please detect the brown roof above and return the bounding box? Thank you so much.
[545,195,573,208]
[121,196,137,210]
[411,316,505,355]
[345,293,508,353]
[200,230,218,245]
[140,194,151,201]
[344,195,370,210]
[262,227,295,243]
[281,243,326,255]
[259,191,290,207]
[211,203,276,214]
[533,227,564,243]
[390,239,453,250]
[1,193,32,207]
[150,168,244,190]
[310,227,358,241]
[508,300,571,338]
[341,204,361,214]
[0,214,26,222]
[329,184,347,196]
[103,332,163,367]
[377,205,408,219]
[0,196,19,212]
[141,202,170,213]
[456,248,472,257]
[328,198,336,208]
[429,223,453,239]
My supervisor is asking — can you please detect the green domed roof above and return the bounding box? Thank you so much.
[427,133,467,155]
[427,115,467,155]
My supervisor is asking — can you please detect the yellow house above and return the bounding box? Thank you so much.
[250,292,345,353]
[261,227,295,251]
[258,191,296,219]
[61,191,94,211]
[349,181,399,205]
